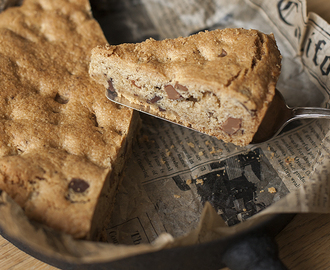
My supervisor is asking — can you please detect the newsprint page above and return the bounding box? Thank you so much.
[100,0,330,246]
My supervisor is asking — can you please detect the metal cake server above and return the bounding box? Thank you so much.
[251,89,330,144]
[106,88,330,145]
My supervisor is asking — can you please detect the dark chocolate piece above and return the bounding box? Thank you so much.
[68,178,90,193]
[219,49,227,57]
[55,93,69,104]
[107,79,118,100]
[165,85,181,100]
[222,117,242,135]
[147,95,162,104]
[175,82,188,91]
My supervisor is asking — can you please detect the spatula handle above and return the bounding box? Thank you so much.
[293,107,330,119]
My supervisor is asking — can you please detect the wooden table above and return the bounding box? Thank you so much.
[1,0,330,269]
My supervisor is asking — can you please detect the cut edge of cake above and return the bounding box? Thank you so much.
[88,111,140,240]
[89,28,282,146]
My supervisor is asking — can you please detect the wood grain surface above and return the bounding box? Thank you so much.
[1,0,330,269]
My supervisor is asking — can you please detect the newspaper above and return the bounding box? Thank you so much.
[1,0,330,265]
[99,0,330,244]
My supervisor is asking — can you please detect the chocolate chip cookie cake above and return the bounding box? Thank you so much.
[89,28,281,146]
[0,0,139,239]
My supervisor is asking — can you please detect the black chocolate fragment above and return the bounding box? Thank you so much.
[175,82,188,91]
[55,93,69,104]
[147,95,162,104]
[219,49,227,57]
[69,178,90,193]
[222,117,242,135]
[107,79,118,100]
[165,85,182,100]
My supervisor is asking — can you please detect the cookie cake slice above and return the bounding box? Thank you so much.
[89,28,281,146]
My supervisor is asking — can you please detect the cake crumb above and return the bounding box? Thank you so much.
[170,144,175,149]
[210,146,222,154]
[196,178,204,185]
[268,187,277,193]
[205,141,210,145]
[260,190,264,193]
[187,142,195,148]
[198,151,204,156]
[285,156,294,164]
[186,179,192,185]
[161,158,166,164]
[174,194,181,199]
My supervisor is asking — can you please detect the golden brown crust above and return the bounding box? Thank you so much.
[0,0,137,238]
[90,28,281,146]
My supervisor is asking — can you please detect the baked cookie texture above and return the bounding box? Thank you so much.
[89,28,282,146]
[0,0,139,239]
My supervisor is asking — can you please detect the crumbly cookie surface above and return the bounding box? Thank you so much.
[90,28,281,146]
[0,0,137,239]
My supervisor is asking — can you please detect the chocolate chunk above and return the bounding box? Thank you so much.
[219,49,227,57]
[175,82,188,91]
[186,96,198,102]
[147,95,162,104]
[158,107,166,112]
[55,93,69,104]
[68,178,89,193]
[107,79,118,100]
[165,85,181,100]
[222,117,242,135]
